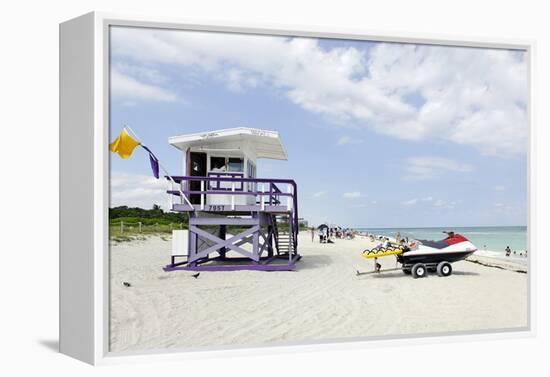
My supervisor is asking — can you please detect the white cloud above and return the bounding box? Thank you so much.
[403,156,473,181]
[401,196,455,209]
[312,191,326,198]
[402,197,432,206]
[401,198,418,206]
[115,62,169,85]
[493,202,515,213]
[337,135,363,145]
[111,69,179,102]
[111,27,528,156]
[494,185,506,191]
[343,191,361,199]
[110,172,169,210]
[434,199,457,209]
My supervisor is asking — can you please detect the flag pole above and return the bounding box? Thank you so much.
[125,126,194,209]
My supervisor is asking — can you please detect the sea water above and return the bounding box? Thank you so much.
[357,226,528,256]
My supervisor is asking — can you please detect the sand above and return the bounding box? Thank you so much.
[109,233,528,353]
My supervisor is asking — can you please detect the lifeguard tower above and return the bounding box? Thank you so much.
[164,127,301,271]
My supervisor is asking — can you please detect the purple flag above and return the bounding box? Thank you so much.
[141,145,160,179]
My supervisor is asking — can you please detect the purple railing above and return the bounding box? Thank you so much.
[167,176,296,208]
[207,172,244,191]
[166,175,299,251]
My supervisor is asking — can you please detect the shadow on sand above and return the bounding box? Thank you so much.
[295,254,333,270]
[451,270,480,276]
[38,339,59,353]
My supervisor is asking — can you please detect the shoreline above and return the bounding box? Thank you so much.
[466,254,528,273]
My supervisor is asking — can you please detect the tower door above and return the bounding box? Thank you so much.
[189,152,207,204]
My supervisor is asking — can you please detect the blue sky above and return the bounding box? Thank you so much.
[109,27,528,228]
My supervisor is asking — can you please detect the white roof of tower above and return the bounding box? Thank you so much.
[168,127,288,160]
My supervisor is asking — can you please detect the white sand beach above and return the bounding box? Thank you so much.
[109,233,528,353]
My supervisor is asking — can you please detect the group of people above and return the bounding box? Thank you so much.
[311,226,356,243]
[505,246,528,258]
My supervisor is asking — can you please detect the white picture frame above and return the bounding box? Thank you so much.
[59,11,535,365]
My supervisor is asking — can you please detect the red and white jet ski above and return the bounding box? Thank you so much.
[397,232,478,278]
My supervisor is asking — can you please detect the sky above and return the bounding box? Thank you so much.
[109,26,528,228]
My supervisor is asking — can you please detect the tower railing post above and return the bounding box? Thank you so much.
[261,183,265,211]
[287,185,292,211]
[231,182,236,210]
[200,180,205,210]
[168,179,174,210]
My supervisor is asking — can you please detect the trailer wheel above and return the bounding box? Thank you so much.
[411,263,427,278]
[436,262,452,277]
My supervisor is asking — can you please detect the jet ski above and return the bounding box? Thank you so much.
[398,232,477,265]
[358,232,477,278]
[398,232,477,277]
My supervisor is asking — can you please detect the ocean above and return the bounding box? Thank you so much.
[356,226,528,255]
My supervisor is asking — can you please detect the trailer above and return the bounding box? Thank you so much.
[356,260,454,278]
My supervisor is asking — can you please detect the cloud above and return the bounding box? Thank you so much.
[115,62,169,85]
[494,185,506,191]
[111,27,528,156]
[223,68,260,92]
[343,191,361,199]
[401,196,433,206]
[401,198,418,206]
[110,68,179,102]
[403,156,473,181]
[110,172,169,210]
[434,199,457,209]
[312,191,326,198]
[401,196,455,209]
[337,135,363,145]
[493,202,516,214]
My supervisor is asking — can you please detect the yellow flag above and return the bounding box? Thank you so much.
[109,128,139,159]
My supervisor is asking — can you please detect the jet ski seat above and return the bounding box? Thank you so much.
[417,239,448,249]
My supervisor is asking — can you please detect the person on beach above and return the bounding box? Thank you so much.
[374,257,382,273]
[408,239,419,250]
[505,246,511,257]
[311,227,315,242]
[396,231,401,245]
